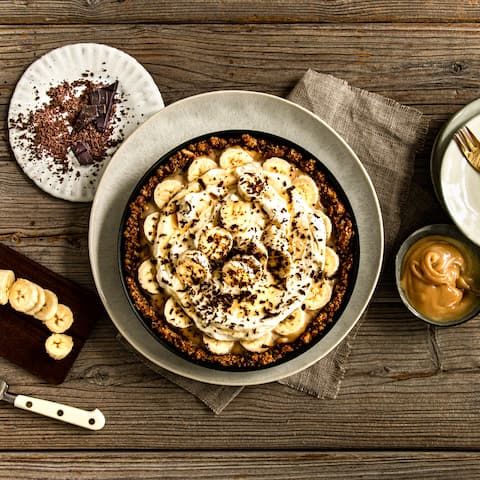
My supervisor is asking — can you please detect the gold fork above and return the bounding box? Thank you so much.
[453,126,480,172]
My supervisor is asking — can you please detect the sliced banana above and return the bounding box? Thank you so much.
[202,334,234,355]
[34,289,59,321]
[44,304,74,334]
[0,269,15,305]
[264,171,291,193]
[201,168,237,188]
[138,259,161,294]
[152,213,178,257]
[304,279,334,311]
[187,156,218,182]
[45,333,73,360]
[324,246,340,277]
[292,174,319,207]
[25,284,46,316]
[219,146,255,169]
[237,172,267,201]
[176,250,211,286]
[274,308,307,337]
[240,332,274,353]
[222,255,263,293]
[196,226,233,263]
[177,191,212,229]
[314,209,332,242]
[262,157,294,177]
[219,195,252,234]
[8,278,39,313]
[164,297,193,328]
[153,178,183,210]
[143,212,160,243]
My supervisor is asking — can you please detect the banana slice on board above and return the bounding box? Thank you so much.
[25,284,46,316]
[304,279,334,311]
[153,178,183,210]
[164,297,193,328]
[219,146,255,169]
[187,156,218,182]
[0,269,15,305]
[34,289,59,322]
[143,212,160,243]
[138,259,161,294]
[292,174,319,207]
[202,334,234,355]
[274,308,307,337]
[45,333,73,360]
[240,332,275,353]
[44,304,74,334]
[8,278,39,313]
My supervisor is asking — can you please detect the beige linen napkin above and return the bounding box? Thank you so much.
[118,69,429,413]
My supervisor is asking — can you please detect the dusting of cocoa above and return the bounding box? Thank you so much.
[10,79,123,174]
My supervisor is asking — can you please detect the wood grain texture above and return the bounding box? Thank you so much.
[1,1,480,24]
[1,307,480,449]
[1,6,480,468]
[1,452,480,479]
[2,23,480,164]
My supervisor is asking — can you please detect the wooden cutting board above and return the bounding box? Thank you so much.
[0,243,105,384]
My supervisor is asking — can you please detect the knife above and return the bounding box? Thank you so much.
[0,379,105,430]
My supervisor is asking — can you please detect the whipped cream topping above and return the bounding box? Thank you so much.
[138,146,340,354]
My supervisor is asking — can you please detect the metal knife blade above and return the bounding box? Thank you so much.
[0,380,16,404]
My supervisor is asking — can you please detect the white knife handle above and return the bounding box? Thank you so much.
[14,394,105,431]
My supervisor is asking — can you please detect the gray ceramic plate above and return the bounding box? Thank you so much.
[89,91,384,386]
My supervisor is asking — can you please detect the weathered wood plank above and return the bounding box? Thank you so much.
[1,452,480,480]
[1,23,479,165]
[0,306,479,449]
[0,1,480,24]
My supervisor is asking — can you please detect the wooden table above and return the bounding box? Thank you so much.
[1,2,480,478]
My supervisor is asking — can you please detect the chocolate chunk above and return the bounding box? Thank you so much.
[74,104,107,131]
[72,141,94,165]
[90,81,118,132]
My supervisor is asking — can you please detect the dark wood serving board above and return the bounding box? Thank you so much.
[0,243,105,384]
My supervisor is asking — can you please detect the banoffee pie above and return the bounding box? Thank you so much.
[122,133,355,368]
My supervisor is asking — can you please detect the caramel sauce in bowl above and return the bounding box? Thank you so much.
[396,224,480,326]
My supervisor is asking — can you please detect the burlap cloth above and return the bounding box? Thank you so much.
[118,69,429,413]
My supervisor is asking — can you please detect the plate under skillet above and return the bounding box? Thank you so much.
[89,90,384,386]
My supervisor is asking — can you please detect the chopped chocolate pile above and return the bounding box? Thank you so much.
[10,78,122,173]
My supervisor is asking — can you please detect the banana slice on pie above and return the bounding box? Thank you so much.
[274,308,307,337]
[202,334,234,355]
[263,157,294,177]
[153,178,183,210]
[304,279,334,311]
[164,297,193,329]
[292,174,319,207]
[138,259,161,294]
[219,146,255,169]
[187,156,218,182]
[143,212,160,243]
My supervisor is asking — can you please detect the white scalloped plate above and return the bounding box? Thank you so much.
[441,115,480,246]
[8,43,164,202]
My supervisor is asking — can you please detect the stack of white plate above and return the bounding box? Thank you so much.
[431,99,480,247]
